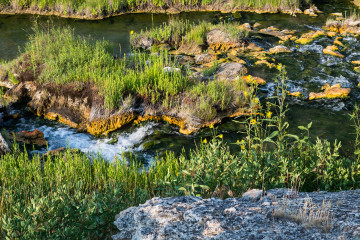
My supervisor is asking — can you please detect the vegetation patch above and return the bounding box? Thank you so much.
[0,83,359,237]
[0,0,312,19]
[2,24,255,135]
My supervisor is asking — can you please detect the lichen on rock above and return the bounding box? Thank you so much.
[112,189,360,240]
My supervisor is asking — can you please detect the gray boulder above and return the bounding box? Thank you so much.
[215,62,248,80]
[113,189,360,240]
[0,133,10,155]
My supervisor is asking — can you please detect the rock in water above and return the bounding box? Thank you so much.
[0,133,10,155]
[112,189,360,240]
[14,129,47,146]
[268,46,292,54]
[309,83,350,100]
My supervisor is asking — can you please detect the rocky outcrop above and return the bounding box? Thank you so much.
[0,133,10,155]
[206,29,244,53]
[324,16,360,35]
[112,189,360,240]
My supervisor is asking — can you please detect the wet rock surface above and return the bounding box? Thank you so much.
[113,189,360,240]
[14,129,47,146]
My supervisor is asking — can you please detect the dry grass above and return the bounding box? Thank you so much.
[273,196,334,232]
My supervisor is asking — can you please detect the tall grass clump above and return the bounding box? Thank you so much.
[22,25,192,108]
[11,24,253,124]
[131,19,249,50]
[0,147,181,239]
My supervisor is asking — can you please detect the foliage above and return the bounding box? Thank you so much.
[9,25,252,123]
[0,0,308,17]
[0,148,181,239]
[22,26,192,108]
[131,19,248,49]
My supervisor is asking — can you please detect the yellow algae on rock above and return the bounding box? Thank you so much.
[287,91,303,97]
[45,112,80,129]
[334,37,344,47]
[323,45,344,58]
[309,83,350,100]
[87,113,136,136]
[255,60,276,69]
[295,30,326,45]
[242,75,266,85]
[327,31,337,37]
[268,46,292,54]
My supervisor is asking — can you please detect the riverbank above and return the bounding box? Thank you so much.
[0,23,259,136]
[0,0,309,20]
[0,115,359,238]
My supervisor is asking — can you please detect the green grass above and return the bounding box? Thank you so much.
[0,67,359,238]
[23,26,192,108]
[0,109,359,238]
[7,25,252,123]
[0,0,310,18]
[131,19,249,49]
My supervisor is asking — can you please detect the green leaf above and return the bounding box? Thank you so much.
[298,126,307,131]
[286,134,299,141]
[307,122,312,129]
[354,149,360,155]
[268,131,279,139]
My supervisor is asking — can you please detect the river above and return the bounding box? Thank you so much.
[0,0,359,161]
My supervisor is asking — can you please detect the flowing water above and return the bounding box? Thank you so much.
[1,0,359,161]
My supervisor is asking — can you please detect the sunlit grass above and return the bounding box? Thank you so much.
[0,0,309,17]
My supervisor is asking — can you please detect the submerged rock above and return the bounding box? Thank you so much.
[309,83,350,100]
[0,133,10,155]
[112,189,360,240]
[254,59,276,69]
[354,66,360,73]
[14,129,47,146]
[259,26,293,41]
